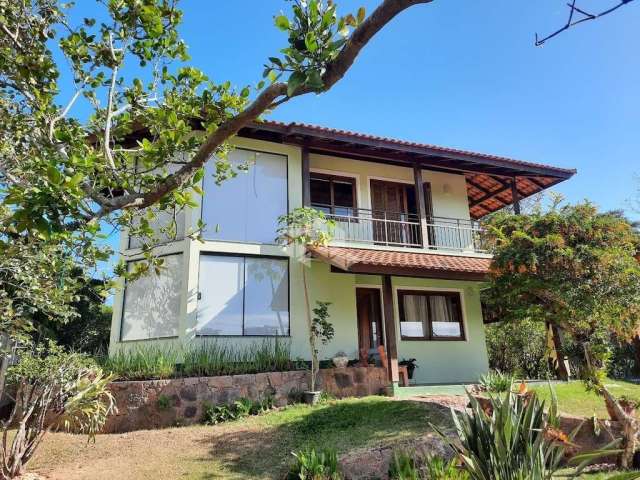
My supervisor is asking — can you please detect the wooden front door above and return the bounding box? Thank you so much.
[356,288,384,353]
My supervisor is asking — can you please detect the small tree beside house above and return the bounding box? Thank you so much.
[277,207,336,404]
[482,200,640,468]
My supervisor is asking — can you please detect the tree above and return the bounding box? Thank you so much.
[0,0,432,265]
[1,342,115,479]
[277,207,335,397]
[482,200,640,467]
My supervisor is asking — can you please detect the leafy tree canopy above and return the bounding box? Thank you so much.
[483,201,640,346]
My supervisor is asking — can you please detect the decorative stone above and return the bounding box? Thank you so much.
[183,406,198,418]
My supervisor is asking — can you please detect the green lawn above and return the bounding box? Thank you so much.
[31,396,454,480]
[532,378,640,418]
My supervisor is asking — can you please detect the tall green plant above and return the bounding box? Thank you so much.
[288,448,341,480]
[434,390,569,480]
[277,207,335,392]
[1,342,116,479]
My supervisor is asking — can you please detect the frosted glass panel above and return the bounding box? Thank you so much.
[196,256,244,335]
[244,257,289,336]
[121,254,182,341]
[202,149,287,243]
[432,322,461,337]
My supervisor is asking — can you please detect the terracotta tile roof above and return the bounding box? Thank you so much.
[308,246,491,281]
[256,120,577,177]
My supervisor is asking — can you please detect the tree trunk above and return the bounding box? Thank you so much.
[547,323,570,380]
[0,333,11,404]
[301,260,316,392]
[633,335,640,377]
[584,343,638,468]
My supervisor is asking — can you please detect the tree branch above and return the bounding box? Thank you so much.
[89,0,433,218]
[536,0,635,46]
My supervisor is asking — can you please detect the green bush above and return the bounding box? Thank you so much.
[424,455,469,480]
[389,451,419,480]
[389,452,468,480]
[2,341,116,478]
[484,320,550,379]
[99,345,179,380]
[202,396,275,425]
[434,390,567,480]
[288,448,341,480]
[478,370,514,393]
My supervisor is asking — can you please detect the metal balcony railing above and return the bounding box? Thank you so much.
[312,203,486,253]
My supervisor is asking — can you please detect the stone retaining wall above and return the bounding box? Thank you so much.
[104,366,388,433]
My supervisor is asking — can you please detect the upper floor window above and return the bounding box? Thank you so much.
[310,172,356,216]
[201,149,287,244]
[398,290,465,340]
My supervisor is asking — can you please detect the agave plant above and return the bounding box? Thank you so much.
[433,387,573,480]
[478,369,514,394]
[433,387,639,480]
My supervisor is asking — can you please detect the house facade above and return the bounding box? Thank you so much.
[109,121,575,386]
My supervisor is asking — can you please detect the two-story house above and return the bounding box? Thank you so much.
[109,121,575,386]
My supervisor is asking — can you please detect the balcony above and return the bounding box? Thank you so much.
[313,204,487,254]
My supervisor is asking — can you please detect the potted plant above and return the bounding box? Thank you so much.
[399,358,418,379]
[303,301,335,404]
[276,207,336,405]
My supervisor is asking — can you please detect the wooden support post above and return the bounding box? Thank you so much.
[413,165,430,248]
[382,275,399,385]
[302,146,311,207]
[511,177,521,214]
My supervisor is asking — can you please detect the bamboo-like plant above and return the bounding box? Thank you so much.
[277,207,335,394]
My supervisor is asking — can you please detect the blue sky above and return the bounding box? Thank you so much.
[60,0,640,276]
[175,0,639,216]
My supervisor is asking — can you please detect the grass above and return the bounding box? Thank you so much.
[532,378,640,418]
[30,396,453,480]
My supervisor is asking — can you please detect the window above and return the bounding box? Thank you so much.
[397,290,464,340]
[310,173,356,216]
[201,149,287,243]
[196,254,289,336]
[120,254,183,341]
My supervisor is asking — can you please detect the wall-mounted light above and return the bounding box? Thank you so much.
[442,183,453,196]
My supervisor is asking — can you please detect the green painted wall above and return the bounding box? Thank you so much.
[306,263,489,385]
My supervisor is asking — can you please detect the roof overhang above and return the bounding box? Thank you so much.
[308,245,491,282]
[239,121,576,219]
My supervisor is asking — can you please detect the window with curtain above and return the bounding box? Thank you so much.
[398,290,464,340]
[120,254,183,341]
[201,148,287,244]
[196,254,289,336]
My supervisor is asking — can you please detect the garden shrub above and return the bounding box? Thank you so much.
[201,396,274,425]
[484,319,549,378]
[389,452,468,480]
[478,370,514,393]
[1,342,116,478]
[288,448,341,480]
